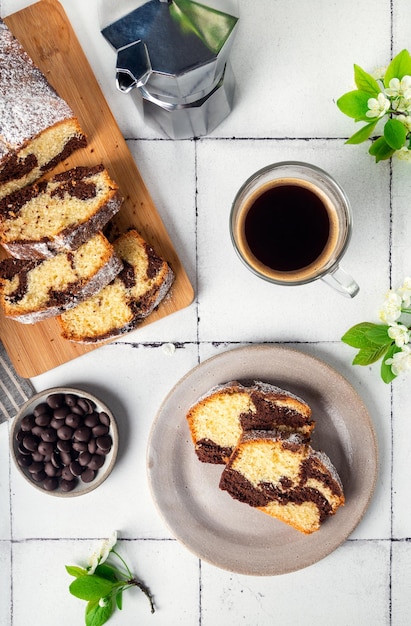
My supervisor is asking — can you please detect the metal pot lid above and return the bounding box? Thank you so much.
[102,0,238,77]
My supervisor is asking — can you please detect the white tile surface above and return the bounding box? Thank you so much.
[0,0,409,624]
[201,541,391,626]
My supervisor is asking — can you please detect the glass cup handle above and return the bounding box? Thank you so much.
[321,266,359,298]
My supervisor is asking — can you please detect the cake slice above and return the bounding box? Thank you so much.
[0,20,87,199]
[0,165,123,259]
[219,430,345,534]
[0,232,123,323]
[186,381,314,464]
[59,229,174,342]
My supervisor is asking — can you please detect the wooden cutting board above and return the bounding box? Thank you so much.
[0,0,194,378]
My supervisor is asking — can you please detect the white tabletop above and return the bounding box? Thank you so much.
[1,0,410,624]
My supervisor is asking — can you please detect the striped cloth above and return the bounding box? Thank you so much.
[0,342,34,423]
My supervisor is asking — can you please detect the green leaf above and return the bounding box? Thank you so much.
[346,120,378,144]
[365,325,392,346]
[380,344,400,383]
[65,565,88,578]
[85,599,114,626]
[115,589,123,611]
[336,90,372,121]
[341,322,381,348]
[368,136,396,162]
[354,64,381,95]
[352,344,390,366]
[384,49,411,86]
[384,118,407,149]
[94,564,119,583]
[69,575,115,601]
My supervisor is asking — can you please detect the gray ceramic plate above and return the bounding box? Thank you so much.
[147,345,378,575]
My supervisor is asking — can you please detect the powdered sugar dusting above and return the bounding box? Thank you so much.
[311,449,344,491]
[0,20,74,156]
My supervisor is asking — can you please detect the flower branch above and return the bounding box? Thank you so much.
[66,531,155,626]
[337,49,411,162]
[342,278,411,383]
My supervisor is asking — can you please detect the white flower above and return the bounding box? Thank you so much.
[87,531,118,575]
[379,289,402,323]
[395,146,411,161]
[388,323,410,347]
[366,92,390,118]
[372,66,387,81]
[397,114,411,131]
[385,76,411,99]
[397,276,411,307]
[385,345,411,375]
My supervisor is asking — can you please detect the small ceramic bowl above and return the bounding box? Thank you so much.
[10,387,118,497]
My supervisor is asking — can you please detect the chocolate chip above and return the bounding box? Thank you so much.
[33,403,50,417]
[41,428,58,443]
[65,413,81,429]
[92,424,109,437]
[74,426,91,442]
[23,434,39,452]
[43,477,59,491]
[61,478,78,492]
[69,461,84,476]
[84,412,99,428]
[28,461,44,474]
[78,451,92,467]
[57,425,73,441]
[81,468,96,483]
[35,413,51,427]
[20,414,36,431]
[57,440,71,453]
[47,393,64,409]
[38,441,54,456]
[96,435,112,452]
[64,394,77,406]
[53,406,71,420]
[99,412,111,427]
[17,454,32,467]
[88,454,104,470]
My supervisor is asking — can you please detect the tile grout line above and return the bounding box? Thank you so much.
[389,2,394,621]
[193,137,202,626]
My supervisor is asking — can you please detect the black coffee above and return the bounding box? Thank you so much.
[244,183,331,272]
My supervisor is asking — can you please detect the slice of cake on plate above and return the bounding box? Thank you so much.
[0,20,87,199]
[0,232,122,323]
[219,430,345,534]
[186,381,314,464]
[59,229,174,342]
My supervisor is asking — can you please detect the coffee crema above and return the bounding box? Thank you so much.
[235,178,339,282]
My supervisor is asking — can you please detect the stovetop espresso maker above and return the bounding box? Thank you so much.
[101,0,238,139]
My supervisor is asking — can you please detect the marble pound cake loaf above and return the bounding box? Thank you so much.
[0,165,123,259]
[219,430,345,534]
[59,229,174,342]
[186,381,314,464]
[0,232,123,323]
[0,20,87,200]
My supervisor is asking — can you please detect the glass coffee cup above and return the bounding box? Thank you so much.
[229,161,359,298]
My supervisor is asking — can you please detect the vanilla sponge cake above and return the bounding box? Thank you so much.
[186,381,314,464]
[0,232,123,323]
[0,20,87,199]
[219,430,345,534]
[0,165,123,259]
[59,229,174,342]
